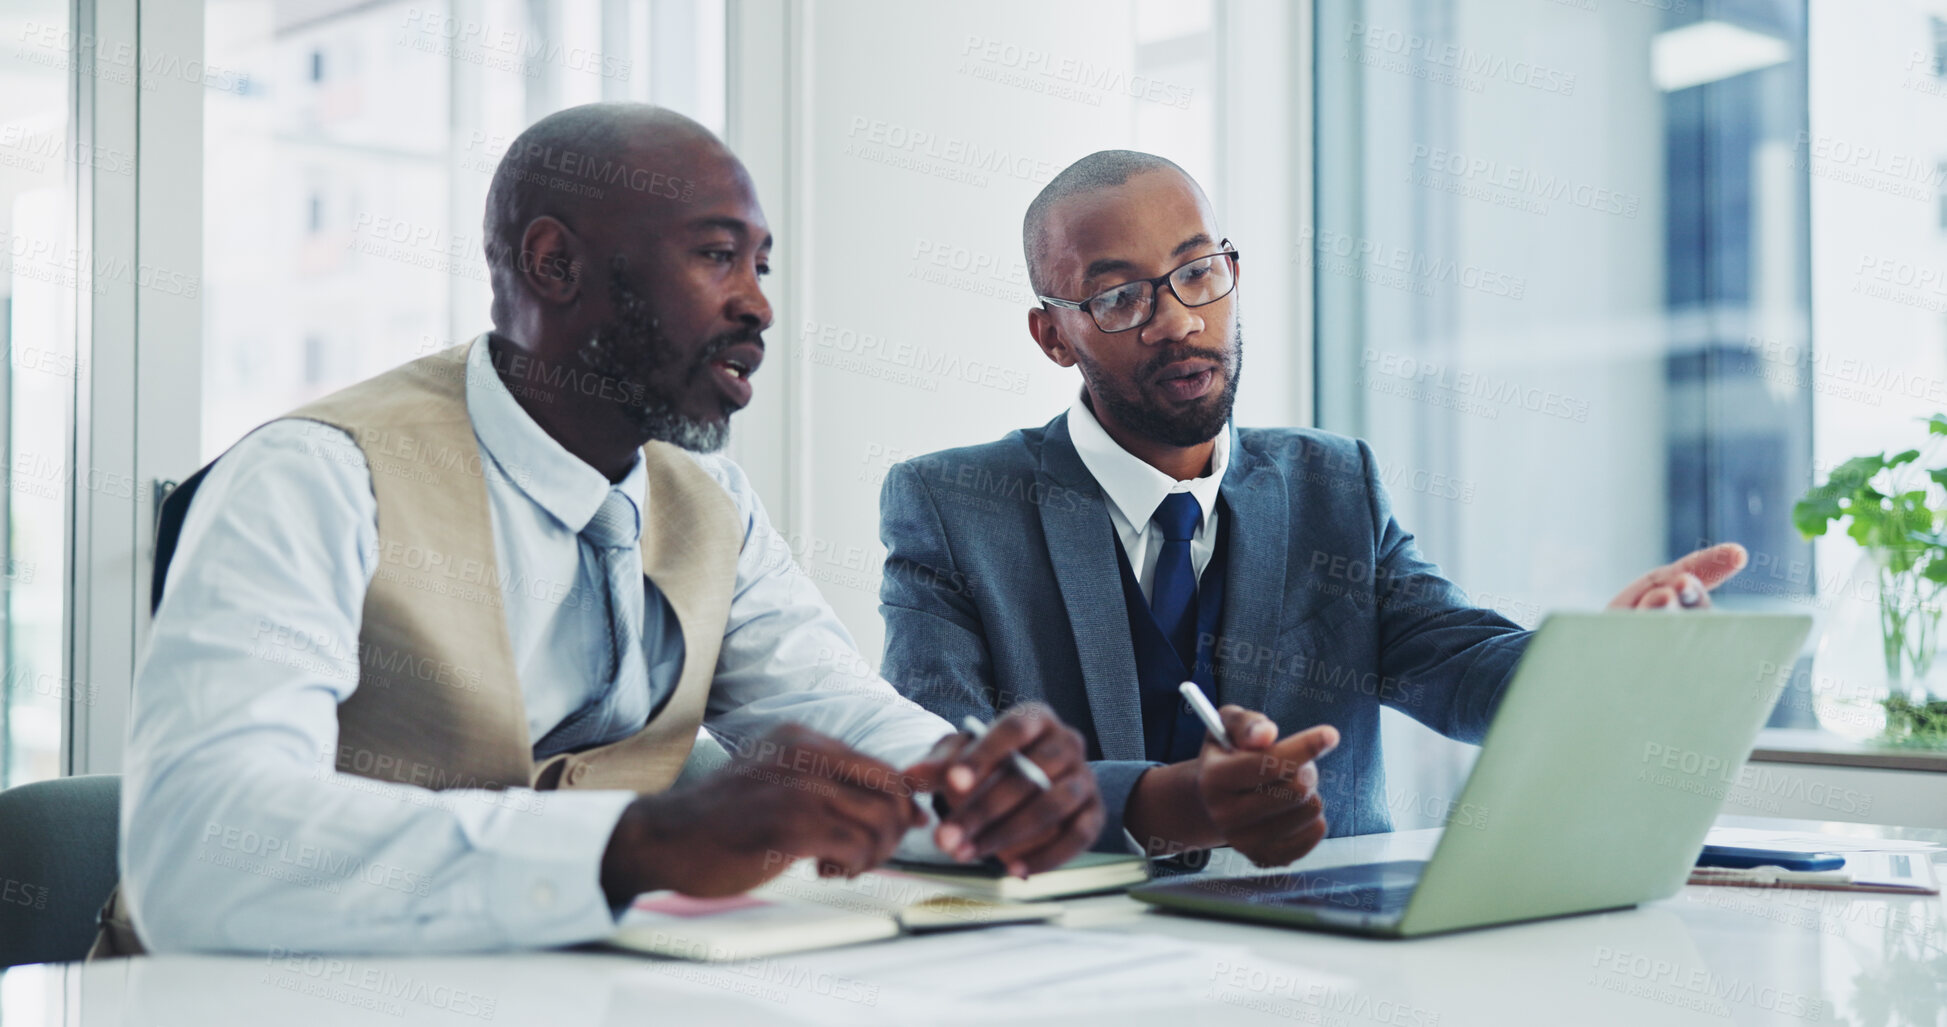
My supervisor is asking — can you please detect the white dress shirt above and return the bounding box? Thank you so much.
[123,335,955,954]
[1065,393,1231,601]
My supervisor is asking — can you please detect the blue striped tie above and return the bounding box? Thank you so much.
[538,488,648,754]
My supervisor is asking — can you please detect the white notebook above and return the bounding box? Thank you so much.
[609,860,1065,962]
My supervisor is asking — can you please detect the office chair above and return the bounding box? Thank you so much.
[0,775,121,969]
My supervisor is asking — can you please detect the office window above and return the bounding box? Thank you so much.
[302,334,327,385]
[201,0,726,459]
[1804,0,1947,730]
[1938,161,1947,233]
[1316,0,1811,822]
[0,0,79,788]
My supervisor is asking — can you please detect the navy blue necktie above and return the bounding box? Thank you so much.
[1149,492,1202,669]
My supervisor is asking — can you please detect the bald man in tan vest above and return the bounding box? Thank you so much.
[102,104,1102,955]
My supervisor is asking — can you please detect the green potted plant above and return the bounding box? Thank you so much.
[1794,415,1947,748]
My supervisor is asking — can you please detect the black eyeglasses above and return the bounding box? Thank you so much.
[1038,244,1240,333]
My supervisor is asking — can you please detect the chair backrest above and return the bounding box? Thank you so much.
[0,775,121,968]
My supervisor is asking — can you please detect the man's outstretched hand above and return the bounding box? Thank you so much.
[904,703,1104,879]
[1607,542,1748,611]
[600,724,929,905]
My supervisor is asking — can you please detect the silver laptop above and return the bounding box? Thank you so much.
[1132,611,1813,937]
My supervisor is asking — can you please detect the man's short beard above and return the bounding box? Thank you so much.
[577,261,733,454]
[1076,322,1243,449]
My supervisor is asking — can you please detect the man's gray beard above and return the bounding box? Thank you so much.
[579,264,734,454]
[576,332,731,453]
[654,415,730,453]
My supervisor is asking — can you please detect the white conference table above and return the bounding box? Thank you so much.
[3,814,1942,1027]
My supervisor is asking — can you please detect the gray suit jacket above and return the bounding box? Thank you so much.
[878,414,1531,849]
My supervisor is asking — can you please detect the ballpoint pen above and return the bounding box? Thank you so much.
[960,715,1053,791]
[1178,681,1234,751]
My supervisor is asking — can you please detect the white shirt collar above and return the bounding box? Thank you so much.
[1066,390,1230,535]
[465,333,646,535]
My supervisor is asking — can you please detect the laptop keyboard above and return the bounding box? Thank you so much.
[1258,883,1416,914]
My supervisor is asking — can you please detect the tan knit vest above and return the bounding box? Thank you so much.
[92,339,740,956]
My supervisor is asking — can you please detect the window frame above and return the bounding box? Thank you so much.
[62,0,206,776]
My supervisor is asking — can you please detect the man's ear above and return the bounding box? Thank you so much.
[517,216,584,307]
[1027,307,1077,368]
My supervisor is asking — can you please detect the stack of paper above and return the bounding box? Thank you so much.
[618,925,1346,1026]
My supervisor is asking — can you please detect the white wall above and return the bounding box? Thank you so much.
[729,0,1308,662]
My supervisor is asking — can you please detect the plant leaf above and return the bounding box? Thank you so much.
[1828,454,1888,492]
[1793,497,1843,537]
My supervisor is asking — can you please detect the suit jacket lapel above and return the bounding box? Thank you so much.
[1037,414,1147,761]
[1215,432,1289,715]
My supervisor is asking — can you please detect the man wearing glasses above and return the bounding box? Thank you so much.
[878,150,1748,866]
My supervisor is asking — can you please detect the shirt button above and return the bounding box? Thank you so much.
[532,882,557,909]
[566,763,589,786]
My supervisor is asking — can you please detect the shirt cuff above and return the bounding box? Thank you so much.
[1090,759,1164,853]
[480,789,638,948]
[892,791,948,863]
